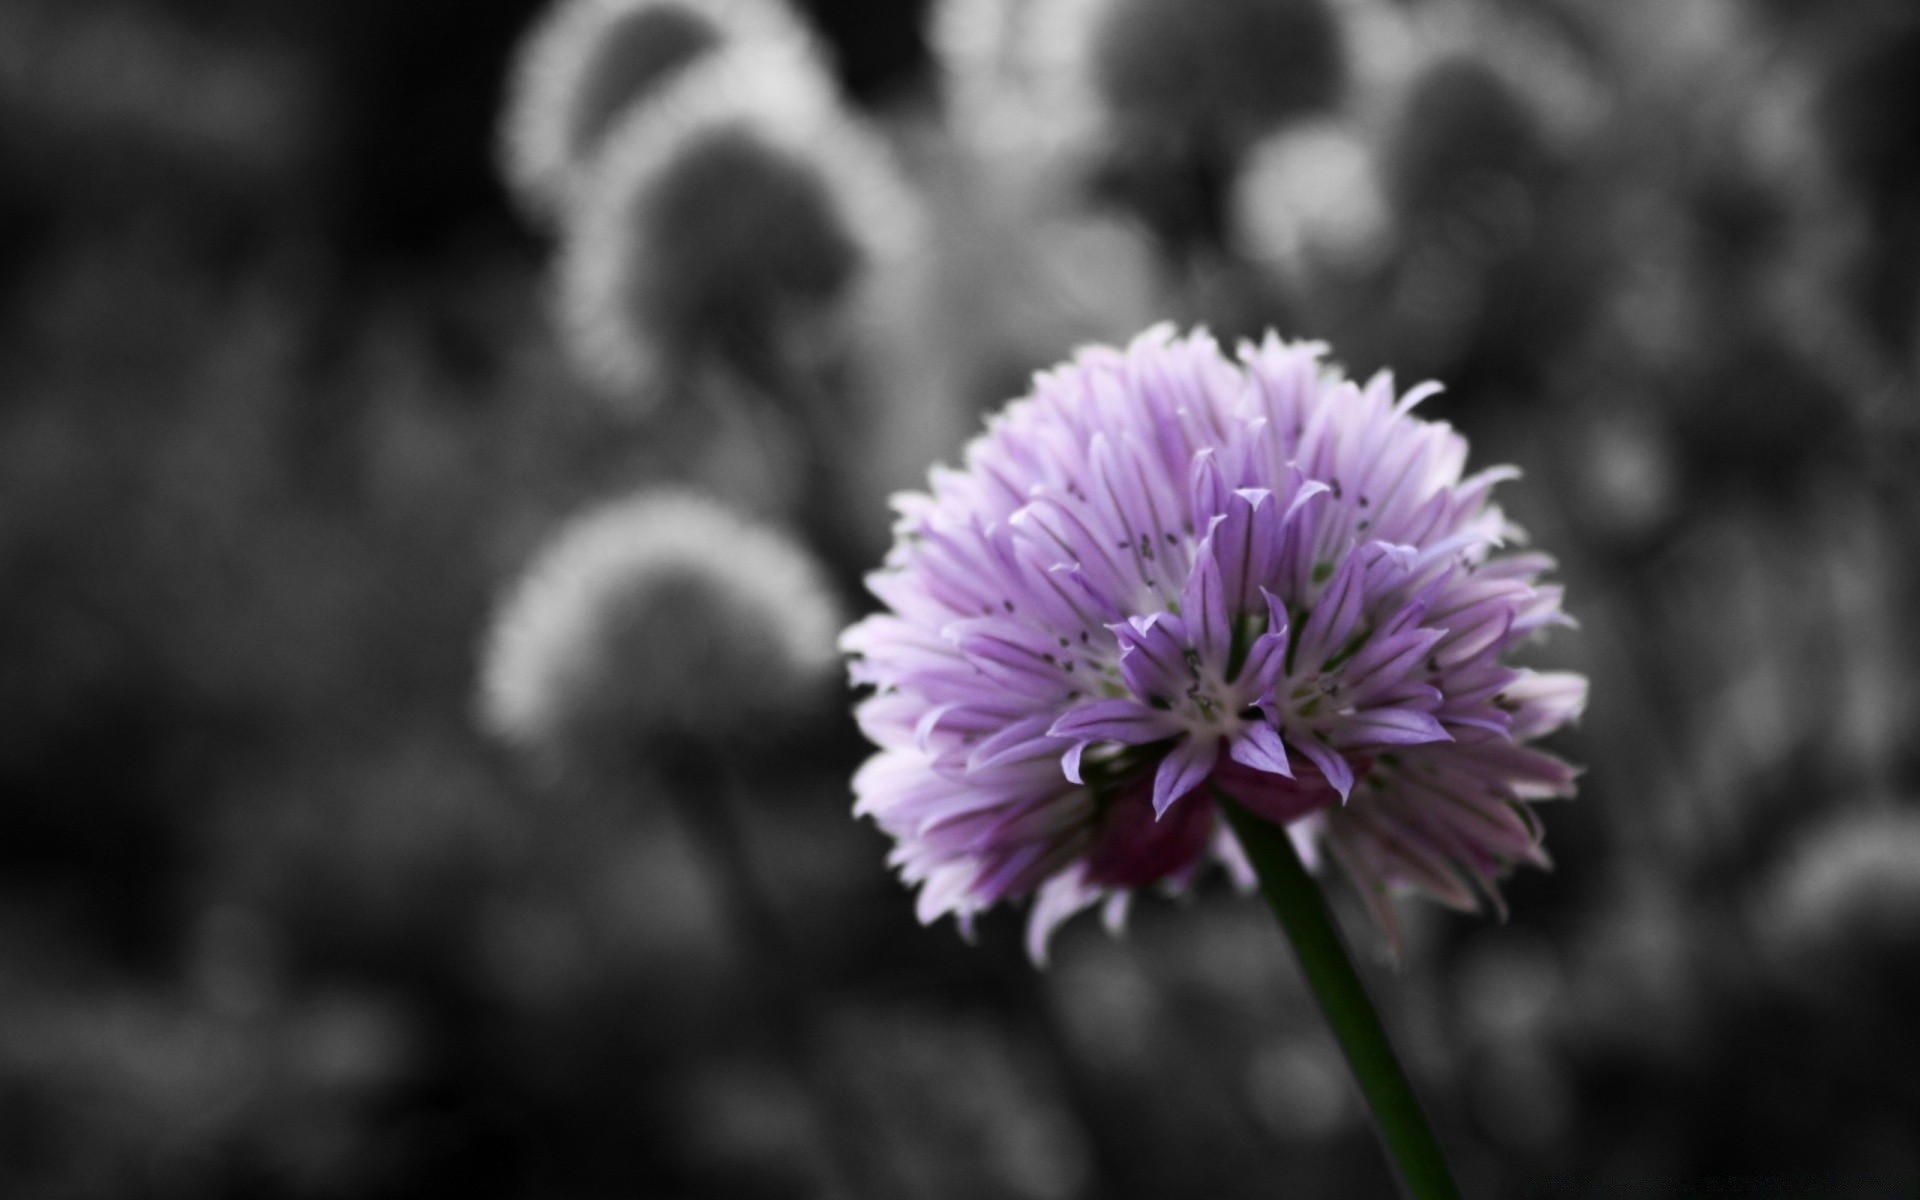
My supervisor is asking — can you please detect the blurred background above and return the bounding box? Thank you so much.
[2,0,1918,1195]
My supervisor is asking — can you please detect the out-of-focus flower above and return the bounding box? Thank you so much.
[933,0,1341,218]
[843,326,1582,959]
[1246,1035,1355,1140]
[1388,57,1546,226]
[479,490,842,766]
[498,0,827,222]
[554,44,923,399]
[1087,0,1343,156]
[1085,0,1342,251]
[930,0,1107,195]
[1564,403,1680,545]
[1230,120,1393,279]
[1759,806,1920,960]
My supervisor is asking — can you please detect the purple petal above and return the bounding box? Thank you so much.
[1011,498,1133,605]
[1229,721,1293,777]
[967,714,1065,770]
[1341,625,1446,707]
[912,703,959,753]
[1025,867,1100,965]
[1502,670,1589,739]
[1090,432,1183,580]
[1236,632,1288,696]
[1061,741,1086,784]
[1179,539,1232,671]
[1113,612,1192,701]
[1048,563,1125,625]
[1294,736,1355,800]
[1189,446,1230,526]
[1211,488,1277,615]
[1235,590,1293,693]
[1434,596,1518,669]
[1336,706,1452,747]
[1152,736,1218,816]
[1293,547,1370,669]
[1049,698,1180,745]
[1282,477,1332,526]
[951,619,1075,700]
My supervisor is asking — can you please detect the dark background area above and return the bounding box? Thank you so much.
[2,0,1918,1196]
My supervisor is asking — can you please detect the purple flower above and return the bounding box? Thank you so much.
[843,326,1584,960]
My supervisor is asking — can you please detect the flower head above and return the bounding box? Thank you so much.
[481,489,843,768]
[499,0,828,223]
[556,44,923,398]
[842,326,1584,959]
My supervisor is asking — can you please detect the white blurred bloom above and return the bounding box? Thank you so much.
[931,0,1107,198]
[1246,1036,1355,1140]
[1761,807,1920,957]
[1569,405,1679,544]
[479,489,843,763]
[498,0,828,223]
[554,42,925,400]
[1230,120,1392,277]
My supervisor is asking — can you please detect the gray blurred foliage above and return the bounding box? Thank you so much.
[2,0,1918,1196]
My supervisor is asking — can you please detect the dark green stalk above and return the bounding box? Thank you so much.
[1215,790,1463,1200]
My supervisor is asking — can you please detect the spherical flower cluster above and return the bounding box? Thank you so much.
[842,326,1584,959]
[557,44,924,397]
[498,0,827,222]
[481,490,843,767]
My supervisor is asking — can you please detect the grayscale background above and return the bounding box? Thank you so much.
[1,0,1916,1195]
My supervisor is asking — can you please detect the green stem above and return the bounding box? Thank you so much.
[1215,790,1463,1200]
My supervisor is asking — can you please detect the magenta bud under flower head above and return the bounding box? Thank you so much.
[842,326,1584,961]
